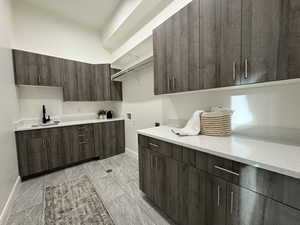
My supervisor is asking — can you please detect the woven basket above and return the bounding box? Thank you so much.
[200,112,232,137]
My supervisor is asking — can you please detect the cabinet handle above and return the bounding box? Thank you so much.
[38,76,41,84]
[149,143,159,148]
[217,185,221,207]
[233,61,236,81]
[42,140,46,150]
[244,58,248,79]
[172,77,176,90]
[168,78,171,91]
[214,165,240,176]
[230,191,234,214]
[79,142,88,145]
[78,134,85,137]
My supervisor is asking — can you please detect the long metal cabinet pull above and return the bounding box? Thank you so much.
[233,61,236,81]
[168,78,171,91]
[217,185,221,207]
[173,77,176,90]
[245,58,248,79]
[214,165,240,176]
[230,191,234,214]
[149,143,159,148]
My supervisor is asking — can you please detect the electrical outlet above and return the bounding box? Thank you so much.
[126,113,132,120]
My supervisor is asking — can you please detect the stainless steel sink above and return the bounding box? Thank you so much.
[31,121,60,128]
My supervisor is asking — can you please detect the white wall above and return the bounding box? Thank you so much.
[122,65,300,153]
[11,0,112,64]
[121,65,163,154]
[0,0,19,218]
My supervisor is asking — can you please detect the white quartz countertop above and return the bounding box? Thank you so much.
[137,126,300,179]
[15,118,124,132]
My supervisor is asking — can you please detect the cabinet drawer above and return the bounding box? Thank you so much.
[139,135,171,157]
[208,155,238,182]
[233,161,300,211]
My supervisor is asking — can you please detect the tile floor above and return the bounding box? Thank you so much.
[5,153,173,225]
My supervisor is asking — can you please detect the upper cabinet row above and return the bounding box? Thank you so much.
[153,0,300,95]
[13,50,122,101]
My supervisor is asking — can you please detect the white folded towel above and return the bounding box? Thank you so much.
[171,110,204,136]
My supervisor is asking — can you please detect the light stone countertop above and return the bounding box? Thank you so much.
[137,126,300,179]
[15,117,124,132]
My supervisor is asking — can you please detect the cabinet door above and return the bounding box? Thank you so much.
[189,0,218,91]
[91,64,105,101]
[241,0,284,84]
[153,22,168,94]
[264,198,300,225]
[102,65,111,100]
[165,6,189,93]
[76,62,92,101]
[139,147,155,200]
[93,123,104,158]
[26,131,48,176]
[102,122,117,158]
[219,0,242,87]
[47,56,62,86]
[206,176,227,225]
[45,128,64,170]
[37,54,50,86]
[62,126,80,164]
[226,183,265,225]
[153,152,167,210]
[287,0,300,79]
[165,157,181,223]
[62,59,78,101]
[115,120,125,154]
[13,50,39,85]
[182,166,208,225]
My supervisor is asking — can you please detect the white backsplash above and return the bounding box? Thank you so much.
[17,85,122,121]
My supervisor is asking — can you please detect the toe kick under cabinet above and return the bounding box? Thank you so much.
[138,135,300,225]
[15,120,125,180]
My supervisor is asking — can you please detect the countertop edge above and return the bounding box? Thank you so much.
[137,129,300,179]
[15,118,125,132]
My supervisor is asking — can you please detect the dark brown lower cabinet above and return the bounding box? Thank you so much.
[206,176,227,225]
[62,125,96,164]
[16,121,124,180]
[94,120,125,159]
[138,134,300,225]
[46,128,64,170]
[16,130,48,178]
[264,198,300,225]
[182,166,208,225]
[226,183,265,225]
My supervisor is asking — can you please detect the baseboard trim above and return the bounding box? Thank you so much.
[0,176,20,225]
[125,147,138,159]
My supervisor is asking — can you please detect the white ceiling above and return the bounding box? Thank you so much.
[21,0,123,30]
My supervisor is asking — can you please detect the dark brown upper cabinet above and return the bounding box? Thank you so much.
[62,59,78,101]
[13,50,122,101]
[153,0,300,95]
[153,0,218,94]
[239,0,288,84]
[219,0,242,87]
[13,50,62,86]
[76,62,93,101]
